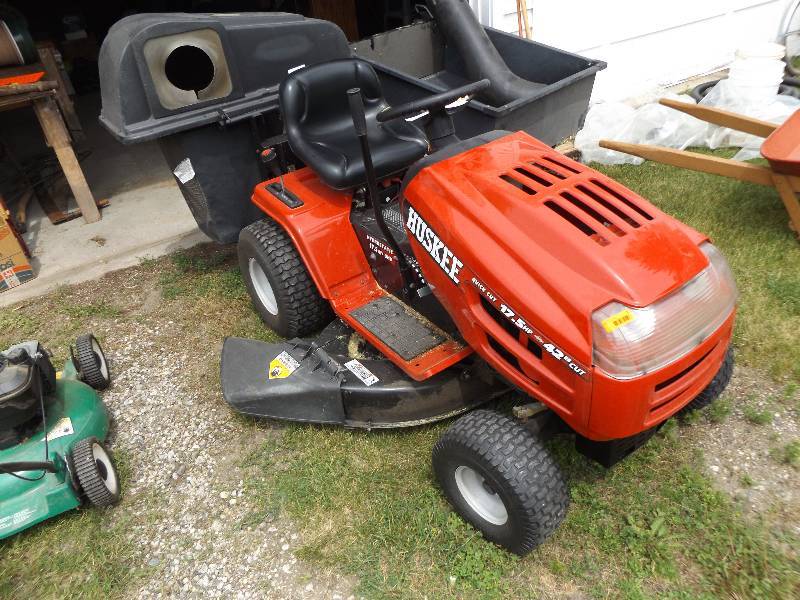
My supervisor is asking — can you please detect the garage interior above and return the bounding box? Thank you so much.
[0,1,404,304]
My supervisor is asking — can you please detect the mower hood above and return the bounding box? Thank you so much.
[402,131,708,361]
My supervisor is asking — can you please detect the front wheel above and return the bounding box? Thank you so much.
[680,346,734,415]
[70,437,121,507]
[432,410,569,556]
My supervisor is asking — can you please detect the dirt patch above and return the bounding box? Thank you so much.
[683,365,799,541]
[100,316,356,598]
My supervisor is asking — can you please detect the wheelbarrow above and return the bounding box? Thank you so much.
[600,98,800,238]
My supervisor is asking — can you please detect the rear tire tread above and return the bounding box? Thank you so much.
[240,219,332,338]
[74,334,110,390]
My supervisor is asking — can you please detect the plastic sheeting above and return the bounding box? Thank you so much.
[575,80,800,165]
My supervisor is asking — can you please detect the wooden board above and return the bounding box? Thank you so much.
[309,0,359,40]
[659,98,778,139]
[32,96,101,223]
[598,140,774,186]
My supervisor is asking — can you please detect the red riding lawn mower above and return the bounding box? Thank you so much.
[221,60,737,554]
[99,4,737,555]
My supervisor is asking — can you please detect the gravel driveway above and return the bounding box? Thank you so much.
[98,318,355,598]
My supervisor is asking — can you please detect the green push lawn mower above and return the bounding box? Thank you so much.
[0,334,120,540]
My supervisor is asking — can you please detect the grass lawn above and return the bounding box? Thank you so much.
[0,151,798,598]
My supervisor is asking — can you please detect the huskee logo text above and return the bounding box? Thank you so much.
[406,206,463,284]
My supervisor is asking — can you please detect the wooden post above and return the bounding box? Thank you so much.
[772,174,800,235]
[519,0,532,39]
[32,95,100,223]
[37,46,85,142]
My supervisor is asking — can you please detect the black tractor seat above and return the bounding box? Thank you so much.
[279,59,430,191]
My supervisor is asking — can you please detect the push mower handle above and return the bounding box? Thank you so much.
[0,461,57,474]
[376,78,490,123]
[347,87,368,136]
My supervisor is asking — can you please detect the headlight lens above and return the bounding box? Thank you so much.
[591,242,737,379]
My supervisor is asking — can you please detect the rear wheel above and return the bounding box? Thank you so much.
[71,437,120,507]
[238,219,333,338]
[680,346,734,414]
[432,410,569,555]
[74,334,111,390]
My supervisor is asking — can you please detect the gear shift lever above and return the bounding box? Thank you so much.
[260,147,285,191]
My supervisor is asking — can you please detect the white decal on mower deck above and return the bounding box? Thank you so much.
[405,206,463,284]
[41,417,74,442]
[0,508,34,531]
[344,359,379,386]
[471,277,589,379]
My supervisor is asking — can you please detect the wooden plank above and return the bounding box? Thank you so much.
[32,96,100,223]
[0,80,56,96]
[772,174,800,237]
[519,0,532,38]
[659,98,778,138]
[37,45,84,141]
[0,89,52,111]
[598,140,775,186]
[308,0,358,40]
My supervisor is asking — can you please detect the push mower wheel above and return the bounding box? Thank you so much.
[70,437,121,507]
[680,347,734,415]
[74,334,111,390]
[432,410,569,556]
[238,218,333,338]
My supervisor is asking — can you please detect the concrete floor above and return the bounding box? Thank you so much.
[1,94,208,307]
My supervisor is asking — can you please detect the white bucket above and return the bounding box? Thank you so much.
[735,42,786,61]
[729,58,785,78]
[727,52,784,101]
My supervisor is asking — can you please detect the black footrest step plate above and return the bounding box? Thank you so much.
[349,296,447,361]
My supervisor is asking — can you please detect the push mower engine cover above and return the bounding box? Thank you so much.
[0,342,55,435]
[400,131,735,440]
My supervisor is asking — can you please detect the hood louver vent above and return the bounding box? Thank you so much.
[544,200,610,246]
[497,154,655,247]
[586,179,653,222]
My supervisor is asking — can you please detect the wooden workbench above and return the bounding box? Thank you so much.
[0,88,100,223]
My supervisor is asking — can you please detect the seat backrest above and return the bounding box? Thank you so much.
[280,59,385,139]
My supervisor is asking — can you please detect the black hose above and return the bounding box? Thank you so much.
[424,0,544,106]
[690,77,800,101]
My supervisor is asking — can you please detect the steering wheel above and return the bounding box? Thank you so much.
[376,79,490,123]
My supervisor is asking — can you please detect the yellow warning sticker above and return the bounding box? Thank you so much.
[601,308,635,333]
[268,351,300,380]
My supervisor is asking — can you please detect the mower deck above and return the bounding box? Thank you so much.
[0,359,110,540]
[221,320,507,428]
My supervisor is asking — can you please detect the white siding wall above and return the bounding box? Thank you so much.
[468,0,791,102]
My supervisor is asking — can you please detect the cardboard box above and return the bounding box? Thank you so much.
[0,207,34,293]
